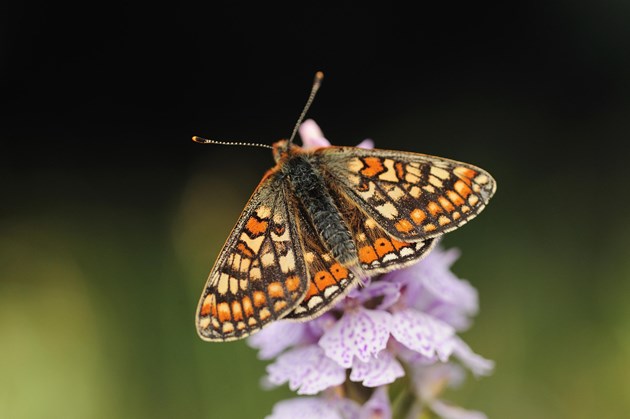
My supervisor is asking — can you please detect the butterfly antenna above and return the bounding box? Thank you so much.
[191,136,273,150]
[287,71,324,146]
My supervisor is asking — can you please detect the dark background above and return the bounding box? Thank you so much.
[2,3,630,418]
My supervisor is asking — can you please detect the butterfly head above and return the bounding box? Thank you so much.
[272,139,302,163]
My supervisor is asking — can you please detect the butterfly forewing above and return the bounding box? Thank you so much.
[316,147,496,242]
[196,174,309,341]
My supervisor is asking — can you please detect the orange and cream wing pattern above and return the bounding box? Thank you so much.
[284,207,357,320]
[334,192,437,274]
[318,147,496,241]
[196,176,308,341]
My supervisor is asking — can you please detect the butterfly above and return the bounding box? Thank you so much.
[194,72,496,342]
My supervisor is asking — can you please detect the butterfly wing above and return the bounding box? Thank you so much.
[315,146,496,242]
[196,173,309,341]
[283,204,357,320]
[332,189,438,273]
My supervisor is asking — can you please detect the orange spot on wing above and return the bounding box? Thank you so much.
[201,294,217,316]
[394,162,405,180]
[410,209,426,224]
[454,167,477,185]
[424,224,436,232]
[359,246,378,264]
[462,168,477,177]
[217,302,231,322]
[446,190,465,205]
[438,196,455,212]
[357,179,370,191]
[246,217,269,236]
[274,301,287,312]
[395,219,414,233]
[427,201,443,216]
[253,291,267,307]
[391,238,412,250]
[314,271,336,290]
[285,276,301,292]
[268,282,284,298]
[231,301,244,321]
[236,242,254,258]
[360,157,385,177]
[259,308,271,320]
[242,296,254,316]
[304,282,319,300]
[374,238,395,257]
[454,180,472,198]
[330,263,349,280]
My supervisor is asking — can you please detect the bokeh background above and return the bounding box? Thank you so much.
[3,3,630,418]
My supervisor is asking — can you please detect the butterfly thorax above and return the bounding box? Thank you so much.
[280,152,358,266]
[272,139,296,163]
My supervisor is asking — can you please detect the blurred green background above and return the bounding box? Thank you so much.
[3,2,630,418]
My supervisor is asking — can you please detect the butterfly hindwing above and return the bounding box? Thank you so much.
[332,189,438,273]
[284,204,357,320]
[196,174,309,341]
[316,146,496,242]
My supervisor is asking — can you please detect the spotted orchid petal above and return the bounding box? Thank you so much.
[349,350,404,387]
[266,397,343,419]
[348,280,401,310]
[266,345,346,395]
[391,309,456,362]
[385,247,479,330]
[319,307,392,368]
[362,387,392,419]
[248,320,309,360]
[452,337,495,377]
[337,386,392,419]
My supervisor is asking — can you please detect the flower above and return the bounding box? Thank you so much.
[266,386,391,419]
[250,120,493,418]
[299,119,374,151]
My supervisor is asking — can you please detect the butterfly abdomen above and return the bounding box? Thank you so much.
[285,155,357,265]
